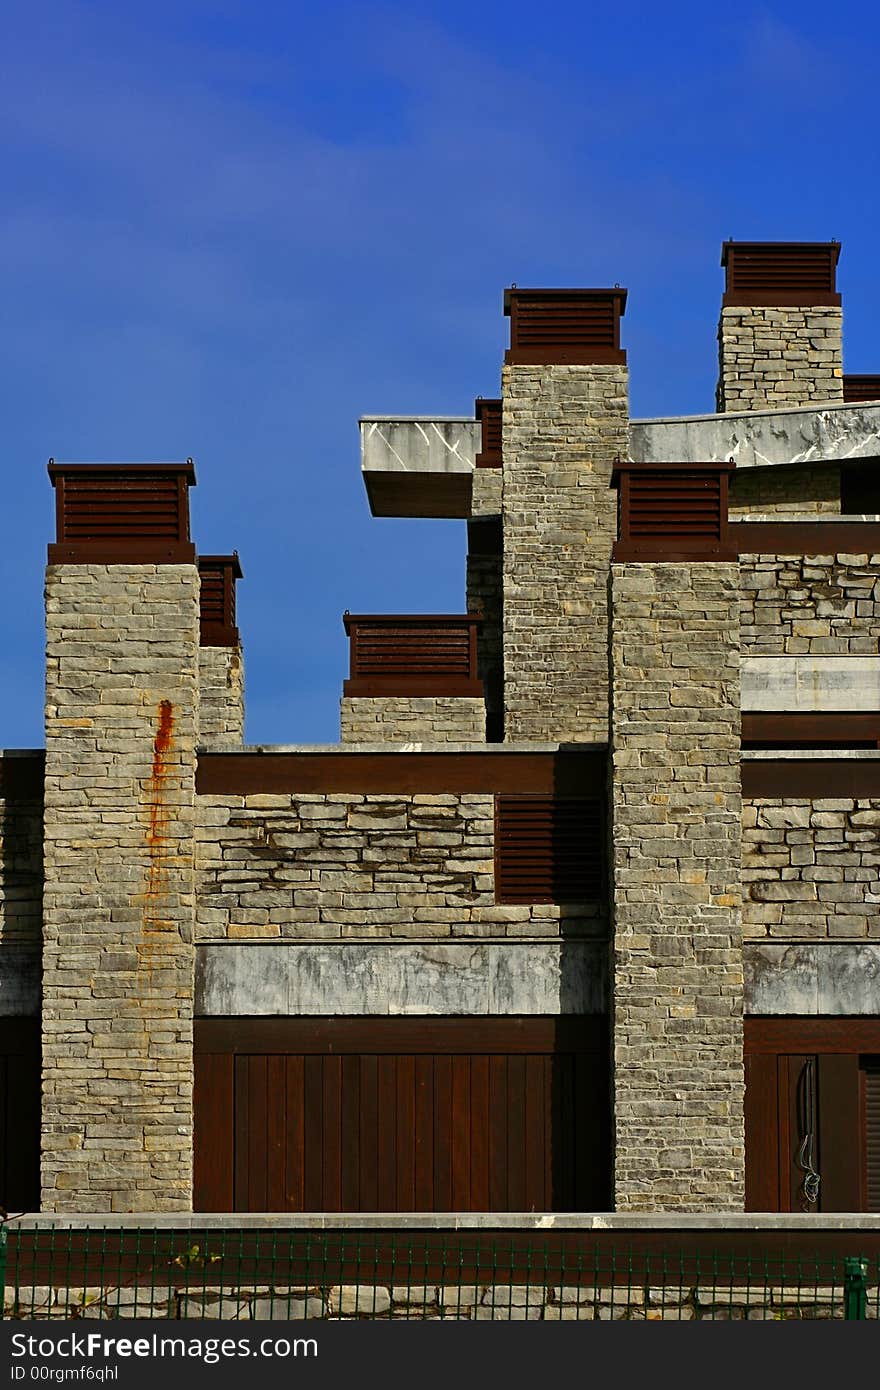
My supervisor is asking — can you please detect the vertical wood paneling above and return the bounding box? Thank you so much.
[450,1056,471,1211]
[470,1056,490,1211]
[285,1056,304,1211]
[322,1055,342,1210]
[340,1055,360,1213]
[195,1020,607,1214]
[358,1055,378,1212]
[744,1053,780,1213]
[376,1056,396,1211]
[247,1057,268,1211]
[488,1055,508,1211]
[233,1056,250,1210]
[266,1055,285,1210]
[302,1056,323,1210]
[396,1055,416,1211]
[506,1055,526,1210]
[414,1056,434,1211]
[433,1055,452,1211]
[817,1054,861,1212]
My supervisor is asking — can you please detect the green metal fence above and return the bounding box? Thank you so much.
[1,1222,876,1320]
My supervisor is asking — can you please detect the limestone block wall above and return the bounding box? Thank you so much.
[340,697,484,744]
[739,552,880,656]
[742,798,880,940]
[42,564,199,1213]
[198,646,244,746]
[0,759,43,1017]
[611,562,743,1211]
[502,364,627,743]
[717,307,843,413]
[471,469,502,518]
[729,465,840,516]
[195,792,605,942]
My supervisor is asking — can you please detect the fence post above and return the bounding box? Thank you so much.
[844,1256,868,1320]
[0,1225,7,1320]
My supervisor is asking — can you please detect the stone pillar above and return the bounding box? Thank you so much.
[716,241,843,412]
[42,462,199,1212]
[611,542,743,1207]
[501,289,629,743]
[198,556,244,747]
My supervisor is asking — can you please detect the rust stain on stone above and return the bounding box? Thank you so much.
[144,699,174,932]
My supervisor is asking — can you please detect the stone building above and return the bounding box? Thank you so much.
[2,239,880,1216]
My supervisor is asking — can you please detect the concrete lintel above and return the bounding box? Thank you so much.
[630,401,880,470]
[196,941,607,1016]
[198,742,597,755]
[9,1211,880,1231]
[745,944,880,1015]
[741,656,880,712]
[743,749,880,761]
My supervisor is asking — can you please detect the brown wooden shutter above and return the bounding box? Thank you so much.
[842,375,880,403]
[503,288,626,365]
[721,242,840,306]
[863,1059,880,1212]
[495,796,603,904]
[474,399,503,467]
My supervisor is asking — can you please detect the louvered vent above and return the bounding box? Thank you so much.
[495,796,603,904]
[343,615,483,696]
[612,462,736,560]
[48,461,196,563]
[504,288,627,365]
[721,242,841,306]
[865,1060,880,1212]
[198,554,242,646]
[475,399,502,467]
[843,375,880,403]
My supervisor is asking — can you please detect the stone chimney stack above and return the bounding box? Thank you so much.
[716,241,843,412]
[198,554,244,747]
[42,462,199,1212]
[501,287,629,742]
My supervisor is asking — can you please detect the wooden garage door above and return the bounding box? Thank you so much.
[194,1018,608,1213]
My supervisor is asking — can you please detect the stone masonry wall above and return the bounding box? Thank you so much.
[198,646,244,747]
[340,697,484,744]
[729,465,840,516]
[196,792,604,942]
[739,552,880,656]
[9,1277,855,1321]
[742,798,880,941]
[502,365,627,743]
[717,307,843,413]
[611,562,743,1210]
[43,564,198,1213]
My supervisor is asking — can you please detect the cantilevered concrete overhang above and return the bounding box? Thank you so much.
[630,399,880,469]
[360,416,479,518]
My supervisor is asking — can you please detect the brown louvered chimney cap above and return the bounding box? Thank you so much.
[720,241,841,306]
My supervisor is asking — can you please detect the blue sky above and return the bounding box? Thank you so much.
[2,0,878,745]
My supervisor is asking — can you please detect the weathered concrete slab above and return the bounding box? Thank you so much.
[196,941,606,1016]
[360,417,479,518]
[745,943,880,1014]
[741,656,880,711]
[631,401,880,470]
